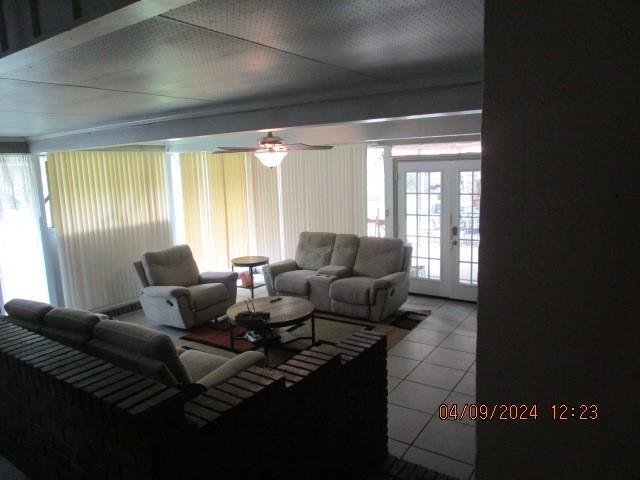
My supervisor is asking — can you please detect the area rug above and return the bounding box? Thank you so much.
[180,306,430,353]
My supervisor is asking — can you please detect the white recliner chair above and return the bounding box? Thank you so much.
[133,245,238,329]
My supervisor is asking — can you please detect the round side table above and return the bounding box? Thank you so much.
[231,256,269,298]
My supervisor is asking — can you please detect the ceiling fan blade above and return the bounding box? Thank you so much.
[217,147,259,152]
[282,143,334,151]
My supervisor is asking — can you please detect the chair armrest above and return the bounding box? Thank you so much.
[370,272,408,303]
[143,285,191,299]
[199,271,238,286]
[196,351,266,389]
[316,265,350,278]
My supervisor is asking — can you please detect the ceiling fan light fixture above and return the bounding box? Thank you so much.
[254,150,287,168]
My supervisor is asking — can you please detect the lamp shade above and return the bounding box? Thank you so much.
[254,150,287,168]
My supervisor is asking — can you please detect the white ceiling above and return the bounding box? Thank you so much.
[0,0,484,145]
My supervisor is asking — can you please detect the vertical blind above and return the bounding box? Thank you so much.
[279,144,367,258]
[180,152,249,271]
[247,155,282,262]
[48,151,171,309]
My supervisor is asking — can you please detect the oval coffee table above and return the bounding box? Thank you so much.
[227,296,315,366]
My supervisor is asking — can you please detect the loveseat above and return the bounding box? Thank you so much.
[264,232,412,322]
[2,298,264,389]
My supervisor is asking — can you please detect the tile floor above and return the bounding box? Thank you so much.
[388,295,477,480]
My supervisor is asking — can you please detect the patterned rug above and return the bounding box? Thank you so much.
[180,306,431,353]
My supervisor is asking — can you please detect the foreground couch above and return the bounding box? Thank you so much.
[133,245,238,329]
[2,299,264,389]
[0,300,388,479]
[264,232,412,322]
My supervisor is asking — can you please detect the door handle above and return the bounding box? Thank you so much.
[450,215,458,250]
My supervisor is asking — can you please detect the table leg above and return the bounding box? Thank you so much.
[311,315,316,345]
[229,323,234,352]
[249,265,254,298]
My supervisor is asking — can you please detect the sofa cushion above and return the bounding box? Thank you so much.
[353,237,405,278]
[188,283,228,311]
[295,232,336,270]
[41,308,101,349]
[142,245,200,287]
[4,299,53,332]
[329,276,377,305]
[86,320,191,385]
[275,269,317,295]
[330,234,359,269]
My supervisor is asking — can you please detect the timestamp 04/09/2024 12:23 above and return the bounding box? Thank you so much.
[437,403,599,421]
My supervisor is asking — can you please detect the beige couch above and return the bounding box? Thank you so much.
[264,232,412,322]
[3,299,264,389]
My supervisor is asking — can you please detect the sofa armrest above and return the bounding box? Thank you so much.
[263,259,298,295]
[264,259,297,277]
[370,272,408,304]
[316,265,350,278]
[199,271,238,286]
[143,285,191,300]
[196,351,266,389]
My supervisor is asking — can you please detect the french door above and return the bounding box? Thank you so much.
[397,156,481,301]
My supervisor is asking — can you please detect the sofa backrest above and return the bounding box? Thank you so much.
[41,307,102,349]
[85,320,191,386]
[3,299,53,332]
[353,237,406,278]
[330,234,359,269]
[295,232,336,270]
[142,244,200,287]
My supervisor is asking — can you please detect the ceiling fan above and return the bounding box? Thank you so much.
[217,132,333,168]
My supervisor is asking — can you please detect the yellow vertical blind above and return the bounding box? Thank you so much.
[48,151,171,309]
[180,152,249,271]
[247,154,282,262]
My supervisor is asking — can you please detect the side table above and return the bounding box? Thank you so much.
[231,256,269,298]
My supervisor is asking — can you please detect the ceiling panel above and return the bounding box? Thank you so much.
[0,110,120,137]
[0,78,206,118]
[165,0,484,81]
[3,16,376,103]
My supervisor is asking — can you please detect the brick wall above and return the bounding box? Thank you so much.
[0,319,388,479]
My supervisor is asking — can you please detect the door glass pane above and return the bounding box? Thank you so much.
[406,194,417,214]
[460,171,473,193]
[429,172,441,193]
[406,172,417,193]
[407,215,417,236]
[459,239,472,262]
[429,194,441,215]
[459,262,472,284]
[418,172,429,193]
[413,258,428,278]
[429,238,440,259]
[418,194,429,215]
[458,170,480,285]
[405,169,442,281]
